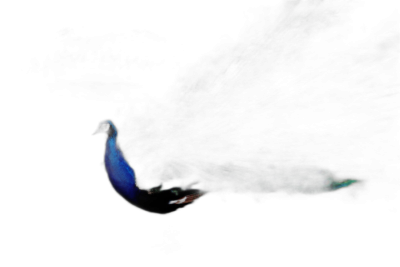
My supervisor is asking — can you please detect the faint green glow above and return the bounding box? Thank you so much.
[330,179,359,190]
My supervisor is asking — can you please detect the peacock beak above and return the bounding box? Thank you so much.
[92,127,101,136]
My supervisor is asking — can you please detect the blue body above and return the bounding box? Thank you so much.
[101,121,204,213]
[104,123,140,203]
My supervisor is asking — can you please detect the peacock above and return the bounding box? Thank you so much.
[93,1,400,214]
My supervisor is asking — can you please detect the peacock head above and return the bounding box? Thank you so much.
[93,120,117,137]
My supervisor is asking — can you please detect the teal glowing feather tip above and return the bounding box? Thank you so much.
[95,1,399,214]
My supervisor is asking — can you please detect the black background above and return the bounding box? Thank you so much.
[18,1,399,264]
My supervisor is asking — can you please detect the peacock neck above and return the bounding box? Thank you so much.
[105,134,139,202]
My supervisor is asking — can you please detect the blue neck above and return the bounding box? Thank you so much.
[104,132,139,202]
[104,130,183,214]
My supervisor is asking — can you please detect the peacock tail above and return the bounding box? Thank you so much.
[94,1,400,214]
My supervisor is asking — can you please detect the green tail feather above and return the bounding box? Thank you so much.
[330,179,359,190]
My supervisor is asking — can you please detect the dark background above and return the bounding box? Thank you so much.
[17,1,399,263]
